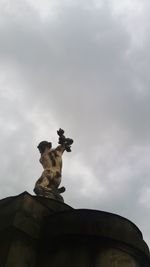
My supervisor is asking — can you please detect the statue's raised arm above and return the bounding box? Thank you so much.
[56,128,73,152]
[34,129,73,202]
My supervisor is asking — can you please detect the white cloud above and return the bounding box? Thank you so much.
[0,0,150,247]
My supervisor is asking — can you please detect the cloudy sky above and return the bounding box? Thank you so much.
[1,0,150,246]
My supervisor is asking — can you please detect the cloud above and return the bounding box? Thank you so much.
[0,0,150,246]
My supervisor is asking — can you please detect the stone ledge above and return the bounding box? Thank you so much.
[0,192,73,238]
[42,209,150,264]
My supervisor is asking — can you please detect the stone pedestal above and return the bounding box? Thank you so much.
[0,192,72,267]
[0,192,149,267]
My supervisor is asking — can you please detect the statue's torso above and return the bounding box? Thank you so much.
[40,149,62,175]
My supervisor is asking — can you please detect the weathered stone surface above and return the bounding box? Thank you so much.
[42,209,149,256]
[0,192,149,267]
[39,209,150,267]
[0,192,72,267]
[96,249,139,267]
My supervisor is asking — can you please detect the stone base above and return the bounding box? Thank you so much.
[0,192,149,267]
[39,209,150,267]
[34,185,65,202]
[0,192,72,267]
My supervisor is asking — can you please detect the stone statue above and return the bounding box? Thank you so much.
[34,129,73,202]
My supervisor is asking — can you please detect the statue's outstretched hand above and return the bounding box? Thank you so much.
[57,129,73,152]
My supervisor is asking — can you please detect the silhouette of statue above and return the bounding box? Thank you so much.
[34,129,73,201]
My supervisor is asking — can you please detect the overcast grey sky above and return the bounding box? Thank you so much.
[1,0,150,246]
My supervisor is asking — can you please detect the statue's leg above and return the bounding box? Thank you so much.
[34,171,50,197]
[34,184,44,196]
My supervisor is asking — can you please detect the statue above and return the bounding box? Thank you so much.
[34,129,73,202]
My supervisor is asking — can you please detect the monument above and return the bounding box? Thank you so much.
[0,129,149,267]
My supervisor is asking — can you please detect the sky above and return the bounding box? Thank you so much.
[0,0,150,247]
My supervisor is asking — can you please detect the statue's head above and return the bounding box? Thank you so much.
[37,141,52,154]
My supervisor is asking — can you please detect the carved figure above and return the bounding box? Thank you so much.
[34,129,73,201]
